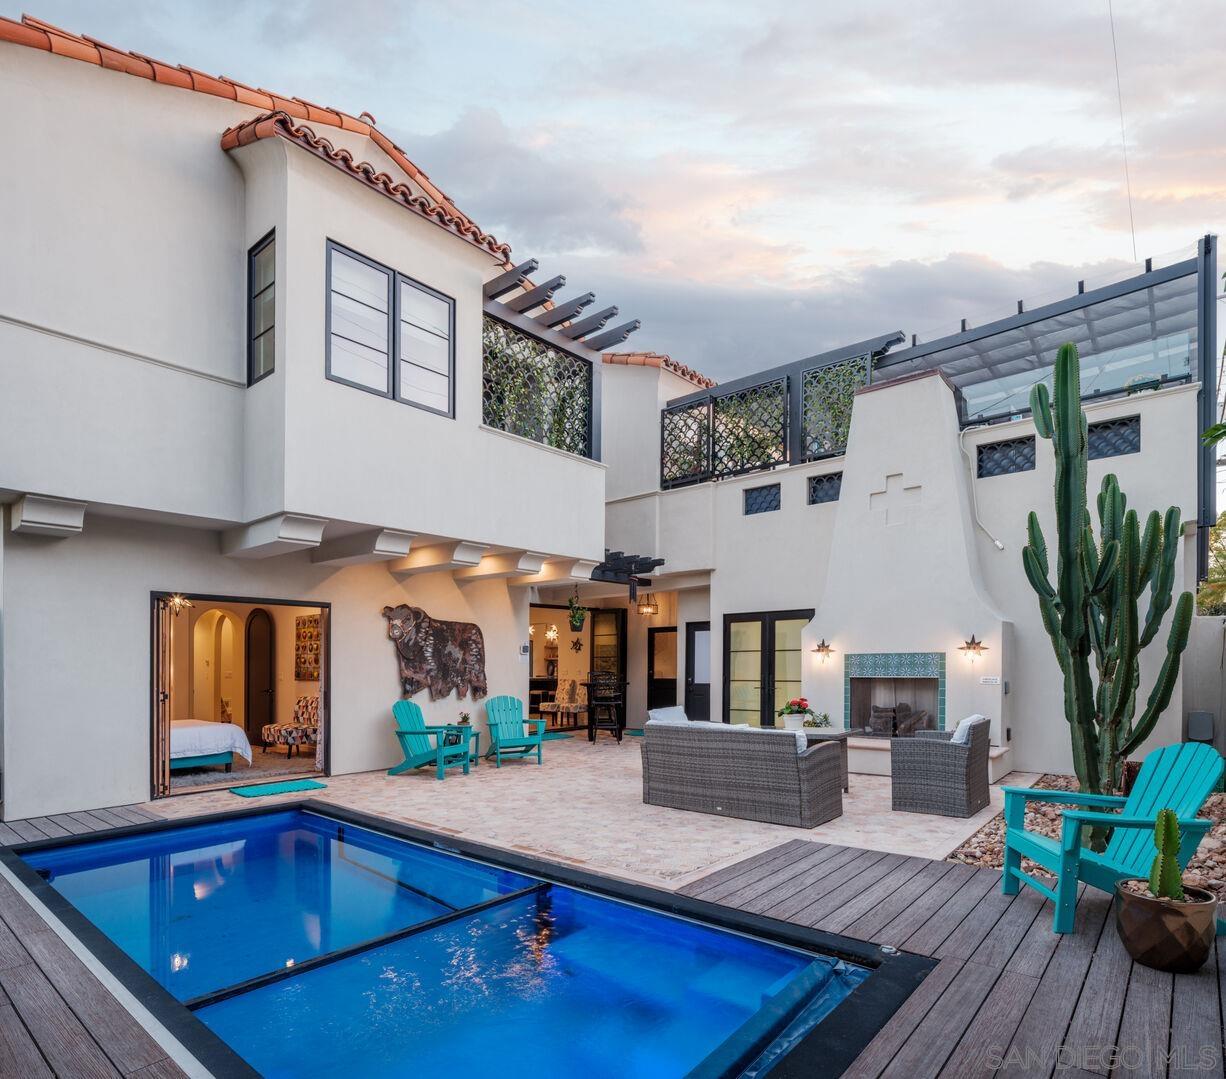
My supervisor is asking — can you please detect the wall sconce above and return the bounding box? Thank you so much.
[958,635,988,662]
[811,639,835,663]
[637,594,659,616]
[545,624,559,643]
[528,624,536,637]
[167,594,194,617]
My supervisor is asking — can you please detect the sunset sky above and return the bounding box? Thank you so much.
[14,0,1224,382]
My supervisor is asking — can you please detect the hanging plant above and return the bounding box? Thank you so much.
[568,588,588,631]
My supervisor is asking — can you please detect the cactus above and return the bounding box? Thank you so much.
[1023,344,1194,814]
[1147,808,1185,901]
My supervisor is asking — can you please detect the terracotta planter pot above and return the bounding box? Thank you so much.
[1114,881,1216,974]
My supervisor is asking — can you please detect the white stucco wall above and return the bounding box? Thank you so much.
[0,42,605,561]
[0,512,528,819]
[606,368,1201,775]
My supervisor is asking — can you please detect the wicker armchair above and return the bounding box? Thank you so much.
[890,718,991,817]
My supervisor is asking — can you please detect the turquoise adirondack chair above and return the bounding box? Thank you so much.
[1001,742,1223,933]
[484,695,545,767]
[387,700,474,781]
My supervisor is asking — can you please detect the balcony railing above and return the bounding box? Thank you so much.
[482,315,594,458]
[660,334,902,488]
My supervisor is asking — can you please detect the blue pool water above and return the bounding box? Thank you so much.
[24,809,870,1077]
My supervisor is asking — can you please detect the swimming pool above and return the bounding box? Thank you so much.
[8,804,931,1077]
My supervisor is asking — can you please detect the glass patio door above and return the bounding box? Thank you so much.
[723,610,814,726]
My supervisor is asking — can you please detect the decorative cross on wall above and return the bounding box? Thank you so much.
[869,473,923,526]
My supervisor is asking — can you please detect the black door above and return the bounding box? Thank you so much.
[245,608,275,746]
[647,626,678,710]
[723,609,814,726]
[684,621,711,722]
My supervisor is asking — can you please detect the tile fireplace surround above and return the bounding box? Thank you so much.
[843,651,947,729]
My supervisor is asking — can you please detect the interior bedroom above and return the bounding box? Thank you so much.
[160,595,328,794]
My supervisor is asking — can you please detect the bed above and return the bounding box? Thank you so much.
[170,720,254,773]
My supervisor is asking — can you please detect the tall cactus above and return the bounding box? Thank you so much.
[1148,808,1185,901]
[1023,343,1194,806]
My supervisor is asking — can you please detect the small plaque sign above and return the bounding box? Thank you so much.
[980,675,1001,685]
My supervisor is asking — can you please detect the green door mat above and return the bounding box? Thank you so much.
[230,779,327,797]
[541,732,573,741]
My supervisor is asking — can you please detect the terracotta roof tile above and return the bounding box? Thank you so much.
[221,110,511,259]
[0,14,501,260]
[602,351,716,389]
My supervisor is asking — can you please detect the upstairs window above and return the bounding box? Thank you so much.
[977,435,1036,478]
[398,277,454,414]
[1088,415,1140,459]
[326,241,454,416]
[247,232,275,384]
[744,484,781,515]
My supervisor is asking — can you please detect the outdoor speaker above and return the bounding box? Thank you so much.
[1187,710,1215,745]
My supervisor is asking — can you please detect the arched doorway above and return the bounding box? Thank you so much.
[244,608,275,750]
[191,608,243,724]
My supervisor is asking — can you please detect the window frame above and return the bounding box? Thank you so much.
[324,239,456,418]
[246,230,276,386]
[743,483,782,515]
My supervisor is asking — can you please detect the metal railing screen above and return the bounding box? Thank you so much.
[800,356,869,460]
[482,316,592,457]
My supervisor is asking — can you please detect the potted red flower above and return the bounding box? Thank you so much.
[776,697,820,730]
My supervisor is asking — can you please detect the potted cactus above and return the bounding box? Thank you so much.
[1114,808,1216,973]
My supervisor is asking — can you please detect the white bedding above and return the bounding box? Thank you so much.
[170,720,253,763]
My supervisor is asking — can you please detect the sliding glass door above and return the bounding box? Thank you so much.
[722,610,814,727]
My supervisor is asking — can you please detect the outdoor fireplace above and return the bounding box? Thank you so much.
[848,676,939,737]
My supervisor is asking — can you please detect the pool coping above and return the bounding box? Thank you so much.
[0,799,937,1078]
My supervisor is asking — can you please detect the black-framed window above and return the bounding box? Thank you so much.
[325,240,455,416]
[247,231,275,385]
[744,484,781,515]
[977,436,1036,478]
[1088,415,1140,460]
[808,472,842,504]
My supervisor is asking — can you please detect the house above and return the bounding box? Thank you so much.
[0,16,1218,821]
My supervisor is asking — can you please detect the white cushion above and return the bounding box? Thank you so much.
[732,725,808,753]
[950,714,987,745]
[647,706,689,724]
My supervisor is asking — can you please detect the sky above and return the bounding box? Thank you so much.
[10,0,1224,384]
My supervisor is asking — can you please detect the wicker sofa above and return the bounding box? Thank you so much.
[890,717,991,817]
[641,721,843,828]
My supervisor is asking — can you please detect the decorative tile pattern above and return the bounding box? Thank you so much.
[976,436,1036,478]
[1088,414,1140,460]
[743,483,781,515]
[843,652,947,729]
[807,472,843,504]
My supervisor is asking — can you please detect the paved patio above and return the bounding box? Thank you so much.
[146,737,1038,889]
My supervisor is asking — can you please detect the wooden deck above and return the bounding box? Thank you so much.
[681,838,1224,1078]
[0,809,1220,1077]
[0,805,188,1078]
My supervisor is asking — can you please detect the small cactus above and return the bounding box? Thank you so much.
[1147,808,1185,901]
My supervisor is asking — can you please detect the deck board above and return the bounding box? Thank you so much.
[0,803,1219,1078]
[0,805,188,1077]
[687,839,1220,1077]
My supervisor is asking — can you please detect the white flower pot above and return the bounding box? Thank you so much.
[781,715,805,730]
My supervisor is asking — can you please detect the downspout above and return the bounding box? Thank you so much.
[959,425,1007,552]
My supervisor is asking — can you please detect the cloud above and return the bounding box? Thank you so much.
[395,109,645,258]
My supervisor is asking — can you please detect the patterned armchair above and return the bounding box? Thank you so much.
[262,696,321,758]
[539,679,588,728]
